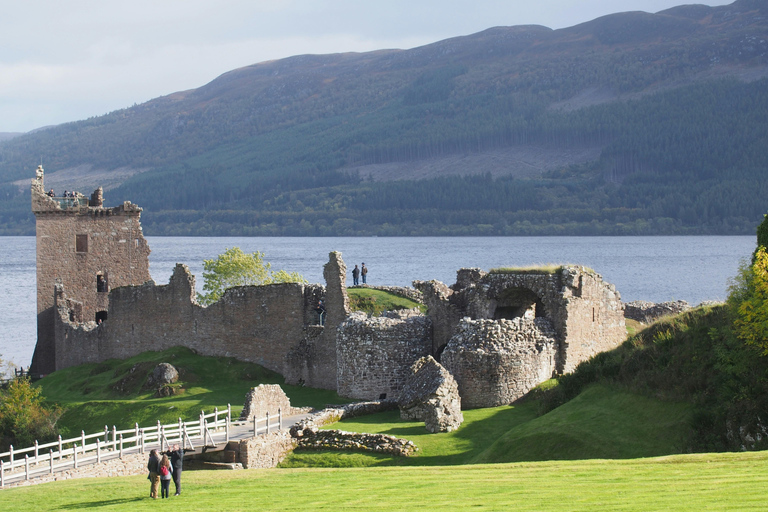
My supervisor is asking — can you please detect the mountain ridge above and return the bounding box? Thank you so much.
[0,0,766,236]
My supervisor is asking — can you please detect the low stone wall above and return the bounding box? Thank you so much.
[2,452,147,489]
[292,427,416,456]
[624,300,691,324]
[238,432,296,469]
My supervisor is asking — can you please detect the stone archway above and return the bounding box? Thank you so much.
[492,287,547,321]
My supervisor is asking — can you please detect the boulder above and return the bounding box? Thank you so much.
[146,363,179,387]
[398,355,463,433]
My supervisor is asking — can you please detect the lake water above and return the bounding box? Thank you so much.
[0,235,755,372]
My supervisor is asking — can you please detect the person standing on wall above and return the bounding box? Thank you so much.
[169,443,184,496]
[361,263,368,284]
[147,449,161,499]
[352,264,360,286]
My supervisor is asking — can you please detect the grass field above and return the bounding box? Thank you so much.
[3,451,768,511]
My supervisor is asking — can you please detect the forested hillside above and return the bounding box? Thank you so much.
[1,0,767,235]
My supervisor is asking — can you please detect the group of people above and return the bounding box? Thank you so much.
[351,263,368,286]
[46,188,79,198]
[147,444,183,499]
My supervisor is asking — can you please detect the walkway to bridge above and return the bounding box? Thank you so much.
[0,406,311,488]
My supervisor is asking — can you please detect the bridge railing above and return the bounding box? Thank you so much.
[0,404,291,488]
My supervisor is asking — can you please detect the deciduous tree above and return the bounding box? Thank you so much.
[197,247,306,306]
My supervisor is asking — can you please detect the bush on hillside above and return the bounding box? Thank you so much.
[0,378,61,450]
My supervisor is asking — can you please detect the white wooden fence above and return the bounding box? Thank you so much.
[0,405,284,488]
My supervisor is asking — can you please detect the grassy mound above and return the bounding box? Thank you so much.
[347,288,425,316]
[38,347,349,436]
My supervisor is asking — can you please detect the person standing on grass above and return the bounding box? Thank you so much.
[352,265,360,286]
[159,454,173,499]
[169,443,184,496]
[361,263,368,284]
[147,449,161,499]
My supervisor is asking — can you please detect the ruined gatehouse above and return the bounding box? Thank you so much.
[30,166,626,407]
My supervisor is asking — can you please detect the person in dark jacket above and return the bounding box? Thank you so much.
[168,443,184,496]
[147,449,161,499]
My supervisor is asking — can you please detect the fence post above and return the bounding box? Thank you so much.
[58,435,63,461]
[214,407,219,429]
[49,449,54,474]
[199,411,204,441]
[112,426,117,450]
[157,421,162,450]
[1,459,4,488]
[24,455,29,480]
[97,439,101,463]
[227,403,231,423]
[119,434,124,458]
[266,412,270,435]
[9,445,13,468]
[104,425,109,445]
[135,423,139,448]
[225,414,230,443]
[81,430,86,454]
[34,440,39,463]
[73,443,78,469]
[140,429,145,454]
[178,418,183,443]
[279,408,282,431]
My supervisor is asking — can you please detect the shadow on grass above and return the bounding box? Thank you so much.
[58,497,145,509]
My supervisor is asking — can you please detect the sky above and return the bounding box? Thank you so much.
[0,0,732,133]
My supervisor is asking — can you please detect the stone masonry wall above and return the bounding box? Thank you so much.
[239,384,310,420]
[441,317,558,408]
[31,166,151,376]
[237,432,296,469]
[557,268,626,373]
[53,264,314,383]
[336,312,432,400]
[2,452,147,489]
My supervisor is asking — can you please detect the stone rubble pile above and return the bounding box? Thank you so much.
[398,355,463,433]
[291,423,417,457]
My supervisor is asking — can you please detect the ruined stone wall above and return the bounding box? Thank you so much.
[413,280,463,354]
[441,317,558,408]
[237,432,296,469]
[336,312,432,400]
[31,166,151,375]
[557,268,625,373]
[52,264,318,383]
[239,384,310,421]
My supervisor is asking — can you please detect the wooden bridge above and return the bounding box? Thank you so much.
[0,406,308,488]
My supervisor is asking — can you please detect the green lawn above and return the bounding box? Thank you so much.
[347,288,425,316]
[282,384,692,468]
[3,451,768,511]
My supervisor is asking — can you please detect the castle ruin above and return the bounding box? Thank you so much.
[30,167,626,406]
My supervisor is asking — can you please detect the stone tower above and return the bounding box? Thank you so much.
[29,166,152,375]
